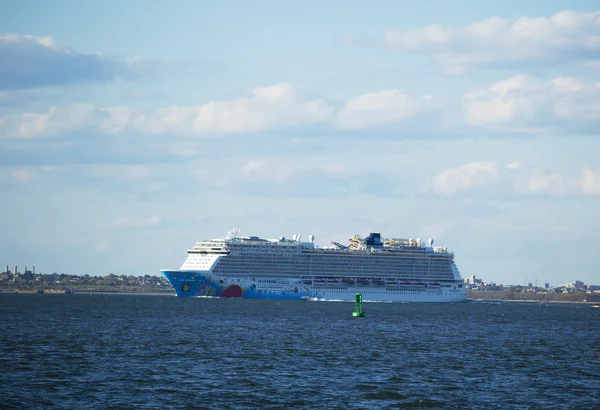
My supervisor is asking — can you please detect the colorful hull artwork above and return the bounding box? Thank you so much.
[160,271,309,300]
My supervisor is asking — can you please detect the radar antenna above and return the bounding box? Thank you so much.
[226,228,240,240]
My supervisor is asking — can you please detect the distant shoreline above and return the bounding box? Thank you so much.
[467,290,599,304]
[1,289,174,296]
[469,298,597,305]
[2,290,598,305]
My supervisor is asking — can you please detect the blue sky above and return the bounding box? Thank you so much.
[1,0,599,286]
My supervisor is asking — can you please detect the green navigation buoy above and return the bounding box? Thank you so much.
[352,293,365,317]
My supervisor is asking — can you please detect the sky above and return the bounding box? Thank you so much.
[1,0,599,286]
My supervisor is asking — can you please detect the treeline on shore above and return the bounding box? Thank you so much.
[468,290,600,303]
[0,273,174,294]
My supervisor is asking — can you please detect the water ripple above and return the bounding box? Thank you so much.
[0,295,599,409]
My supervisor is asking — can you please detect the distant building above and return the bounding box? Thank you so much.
[575,280,584,289]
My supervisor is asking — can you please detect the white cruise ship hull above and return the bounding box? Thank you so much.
[160,270,467,302]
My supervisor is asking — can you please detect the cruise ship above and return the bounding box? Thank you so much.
[161,229,467,302]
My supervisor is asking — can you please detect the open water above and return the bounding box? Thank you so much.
[1,294,599,409]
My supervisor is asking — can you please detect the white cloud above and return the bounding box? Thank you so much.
[0,104,137,138]
[385,10,600,71]
[2,76,597,140]
[136,83,337,134]
[507,163,576,196]
[430,161,498,196]
[464,75,600,130]
[338,90,439,130]
[0,104,91,138]
[581,168,600,195]
[18,104,97,138]
[0,84,440,138]
[0,34,64,50]
[98,107,133,134]
[10,169,35,183]
[431,161,600,197]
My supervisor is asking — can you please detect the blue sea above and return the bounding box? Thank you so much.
[1,294,599,409]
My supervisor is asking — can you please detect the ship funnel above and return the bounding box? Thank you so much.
[309,234,315,243]
[428,238,434,247]
[292,234,297,241]
[296,234,302,242]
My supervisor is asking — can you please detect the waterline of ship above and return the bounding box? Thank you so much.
[161,229,467,303]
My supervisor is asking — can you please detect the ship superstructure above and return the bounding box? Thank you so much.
[161,229,467,302]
